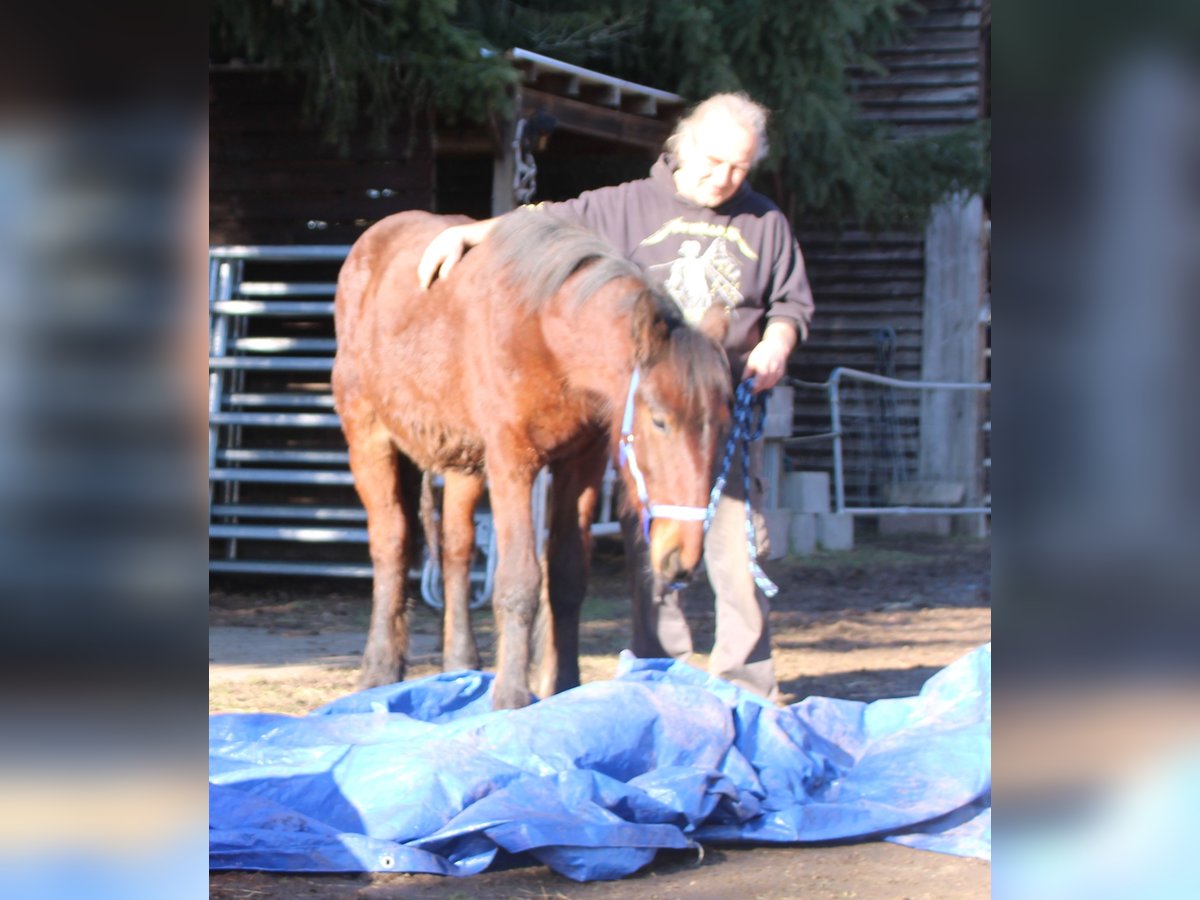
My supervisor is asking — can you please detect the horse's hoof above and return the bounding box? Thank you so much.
[492,685,533,710]
[357,660,405,690]
[442,654,481,673]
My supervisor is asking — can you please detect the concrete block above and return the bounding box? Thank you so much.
[783,471,831,514]
[816,512,855,551]
[954,513,990,538]
[762,385,793,438]
[789,512,818,556]
[761,509,790,560]
[877,514,952,537]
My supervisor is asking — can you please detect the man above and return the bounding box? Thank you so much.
[418,92,814,700]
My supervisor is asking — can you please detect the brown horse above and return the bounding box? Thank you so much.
[333,209,731,709]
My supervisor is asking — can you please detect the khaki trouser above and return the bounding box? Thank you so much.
[622,440,778,701]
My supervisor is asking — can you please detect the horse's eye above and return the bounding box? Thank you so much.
[651,416,668,432]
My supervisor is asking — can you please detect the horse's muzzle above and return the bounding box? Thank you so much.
[649,519,704,589]
[654,548,694,592]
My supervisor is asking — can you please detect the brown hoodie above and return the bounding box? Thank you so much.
[534,154,814,380]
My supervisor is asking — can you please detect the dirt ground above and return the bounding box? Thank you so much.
[210,532,991,899]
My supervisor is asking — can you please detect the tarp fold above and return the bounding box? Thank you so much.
[210,644,990,880]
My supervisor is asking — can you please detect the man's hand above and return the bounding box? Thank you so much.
[417,227,468,290]
[743,321,798,393]
[417,218,502,290]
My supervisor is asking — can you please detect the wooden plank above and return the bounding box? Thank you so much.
[805,312,921,330]
[578,83,621,108]
[804,246,924,263]
[209,219,402,246]
[492,112,516,215]
[853,71,980,89]
[859,108,979,123]
[914,0,982,10]
[918,193,987,533]
[795,230,924,246]
[790,351,923,369]
[433,132,496,155]
[211,174,433,202]
[907,11,983,29]
[862,50,981,70]
[520,88,674,149]
[855,85,979,105]
[807,301,923,317]
[875,30,982,52]
[809,315,924,333]
[809,281,923,296]
[213,135,432,162]
[810,263,923,279]
[212,164,432,193]
[805,259,923,274]
[798,345,922,361]
[211,191,431,219]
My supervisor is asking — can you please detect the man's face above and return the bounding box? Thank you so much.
[673,113,758,208]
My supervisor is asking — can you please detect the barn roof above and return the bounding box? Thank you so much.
[505,47,686,150]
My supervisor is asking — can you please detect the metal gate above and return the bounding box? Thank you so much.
[789,367,991,518]
[209,245,621,605]
[208,245,497,607]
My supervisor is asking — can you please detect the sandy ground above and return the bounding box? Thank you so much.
[210,533,991,898]
[210,627,437,683]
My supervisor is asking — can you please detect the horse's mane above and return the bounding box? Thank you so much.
[486,208,644,309]
[486,208,731,418]
[660,317,733,420]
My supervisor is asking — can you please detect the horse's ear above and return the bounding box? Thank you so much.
[630,290,671,364]
[696,304,731,345]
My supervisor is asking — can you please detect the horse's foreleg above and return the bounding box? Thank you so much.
[538,443,608,696]
[440,471,485,671]
[347,430,417,689]
[486,465,542,710]
[528,552,554,701]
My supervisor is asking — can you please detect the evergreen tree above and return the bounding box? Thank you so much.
[211,0,988,229]
[209,0,517,150]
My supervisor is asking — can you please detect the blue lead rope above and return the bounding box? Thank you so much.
[705,378,779,598]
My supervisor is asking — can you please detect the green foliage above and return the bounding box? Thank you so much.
[471,0,987,229]
[210,0,517,150]
[211,0,989,227]
[855,121,991,228]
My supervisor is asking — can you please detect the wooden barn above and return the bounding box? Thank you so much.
[208,0,989,577]
[787,0,990,529]
[210,48,684,243]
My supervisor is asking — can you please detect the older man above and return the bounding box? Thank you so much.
[418,93,814,700]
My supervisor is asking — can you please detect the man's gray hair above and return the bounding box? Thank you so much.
[665,92,771,166]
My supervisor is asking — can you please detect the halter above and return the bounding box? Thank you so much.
[618,367,710,542]
[619,367,779,599]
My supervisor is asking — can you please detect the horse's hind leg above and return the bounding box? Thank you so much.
[346,426,419,689]
[440,470,485,671]
[536,441,609,696]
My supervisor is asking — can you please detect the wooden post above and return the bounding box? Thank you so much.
[919,192,988,536]
[491,89,519,217]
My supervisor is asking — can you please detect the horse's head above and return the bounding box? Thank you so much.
[620,295,732,591]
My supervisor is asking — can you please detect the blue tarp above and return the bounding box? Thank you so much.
[210,643,990,881]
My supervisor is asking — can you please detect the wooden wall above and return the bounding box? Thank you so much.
[209,69,435,245]
[786,0,987,504]
[856,0,988,135]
